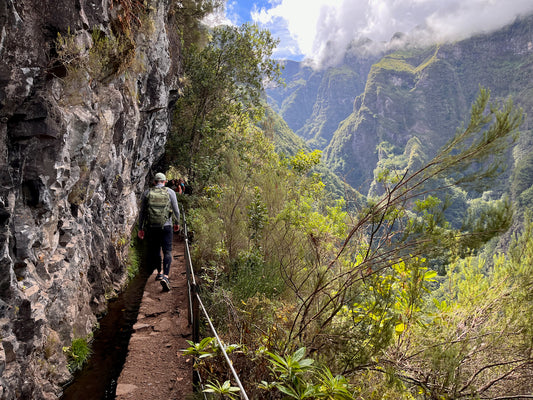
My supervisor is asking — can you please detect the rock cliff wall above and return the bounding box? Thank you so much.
[0,0,181,398]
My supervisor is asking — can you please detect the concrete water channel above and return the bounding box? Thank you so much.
[61,237,192,399]
[61,268,150,399]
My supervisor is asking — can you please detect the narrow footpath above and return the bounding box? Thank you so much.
[115,236,194,400]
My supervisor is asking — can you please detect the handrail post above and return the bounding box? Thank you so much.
[191,283,200,344]
[185,242,193,326]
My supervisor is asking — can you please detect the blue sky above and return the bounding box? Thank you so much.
[218,0,533,66]
[225,0,270,25]
[223,0,307,61]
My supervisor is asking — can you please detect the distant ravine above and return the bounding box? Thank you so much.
[267,15,533,198]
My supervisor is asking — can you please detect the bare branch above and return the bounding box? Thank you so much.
[460,359,532,394]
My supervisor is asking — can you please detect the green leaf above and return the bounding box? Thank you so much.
[424,270,438,281]
[293,347,306,362]
[298,358,315,368]
[395,322,405,333]
[276,384,300,399]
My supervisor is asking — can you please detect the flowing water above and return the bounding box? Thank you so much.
[60,268,151,400]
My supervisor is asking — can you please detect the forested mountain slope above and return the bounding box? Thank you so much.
[267,41,381,150]
[267,15,533,212]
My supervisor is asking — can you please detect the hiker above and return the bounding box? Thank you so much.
[169,179,180,193]
[178,178,186,194]
[184,179,193,195]
[137,172,180,291]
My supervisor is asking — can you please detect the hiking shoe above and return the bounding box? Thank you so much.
[160,276,170,292]
[155,273,163,281]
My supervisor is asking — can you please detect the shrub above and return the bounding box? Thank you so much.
[63,337,92,372]
[227,249,282,301]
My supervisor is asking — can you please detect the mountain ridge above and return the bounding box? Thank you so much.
[267,14,533,206]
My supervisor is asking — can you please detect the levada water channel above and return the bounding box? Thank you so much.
[61,266,151,400]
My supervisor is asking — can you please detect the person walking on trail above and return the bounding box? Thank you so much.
[137,172,180,292]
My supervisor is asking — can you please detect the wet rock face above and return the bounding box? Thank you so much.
[0,0,181,398]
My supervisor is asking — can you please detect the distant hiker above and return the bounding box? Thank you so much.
[178,178,186,194]
[137,172,180,292]
[170,179,180,193]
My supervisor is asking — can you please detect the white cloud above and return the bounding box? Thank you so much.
[250,0,533,66]
[223,0,241,25]
[251,0,328,59]
[204,2,235,27]
[426,0,533,41]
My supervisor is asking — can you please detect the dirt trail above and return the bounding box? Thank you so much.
[115,237,194,400]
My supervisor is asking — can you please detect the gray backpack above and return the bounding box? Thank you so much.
[146,187,171,227]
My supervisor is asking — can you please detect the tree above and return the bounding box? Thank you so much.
[166,23,282,186]
[172,0,223,49]
[377,221,533,399]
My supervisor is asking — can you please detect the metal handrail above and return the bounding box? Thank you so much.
[196,294,250,400]
[180,205,250,400]
[180,205,196,328]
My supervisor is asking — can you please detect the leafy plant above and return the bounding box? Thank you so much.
[63,337,92,372]
[203,380,240,399]
[227,249,282,301]
[265,347,318,399]
[260,348,356,399]
[182,337,218,360]
[267,347,314,379]
[127,228,143,281]
[315,367,354,400]
[247,187,269,243]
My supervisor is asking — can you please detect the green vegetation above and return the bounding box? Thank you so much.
[126,228,142,281]
[164,22,281,182]
[165,10,533,400]
[260,105,308,156]
[55,26,137,91]
[171,0,223,49]
[63,337,92,372]
[204,380,241,399]
[374,55,416,74]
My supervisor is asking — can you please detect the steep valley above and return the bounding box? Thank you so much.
[267,14,533,210]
